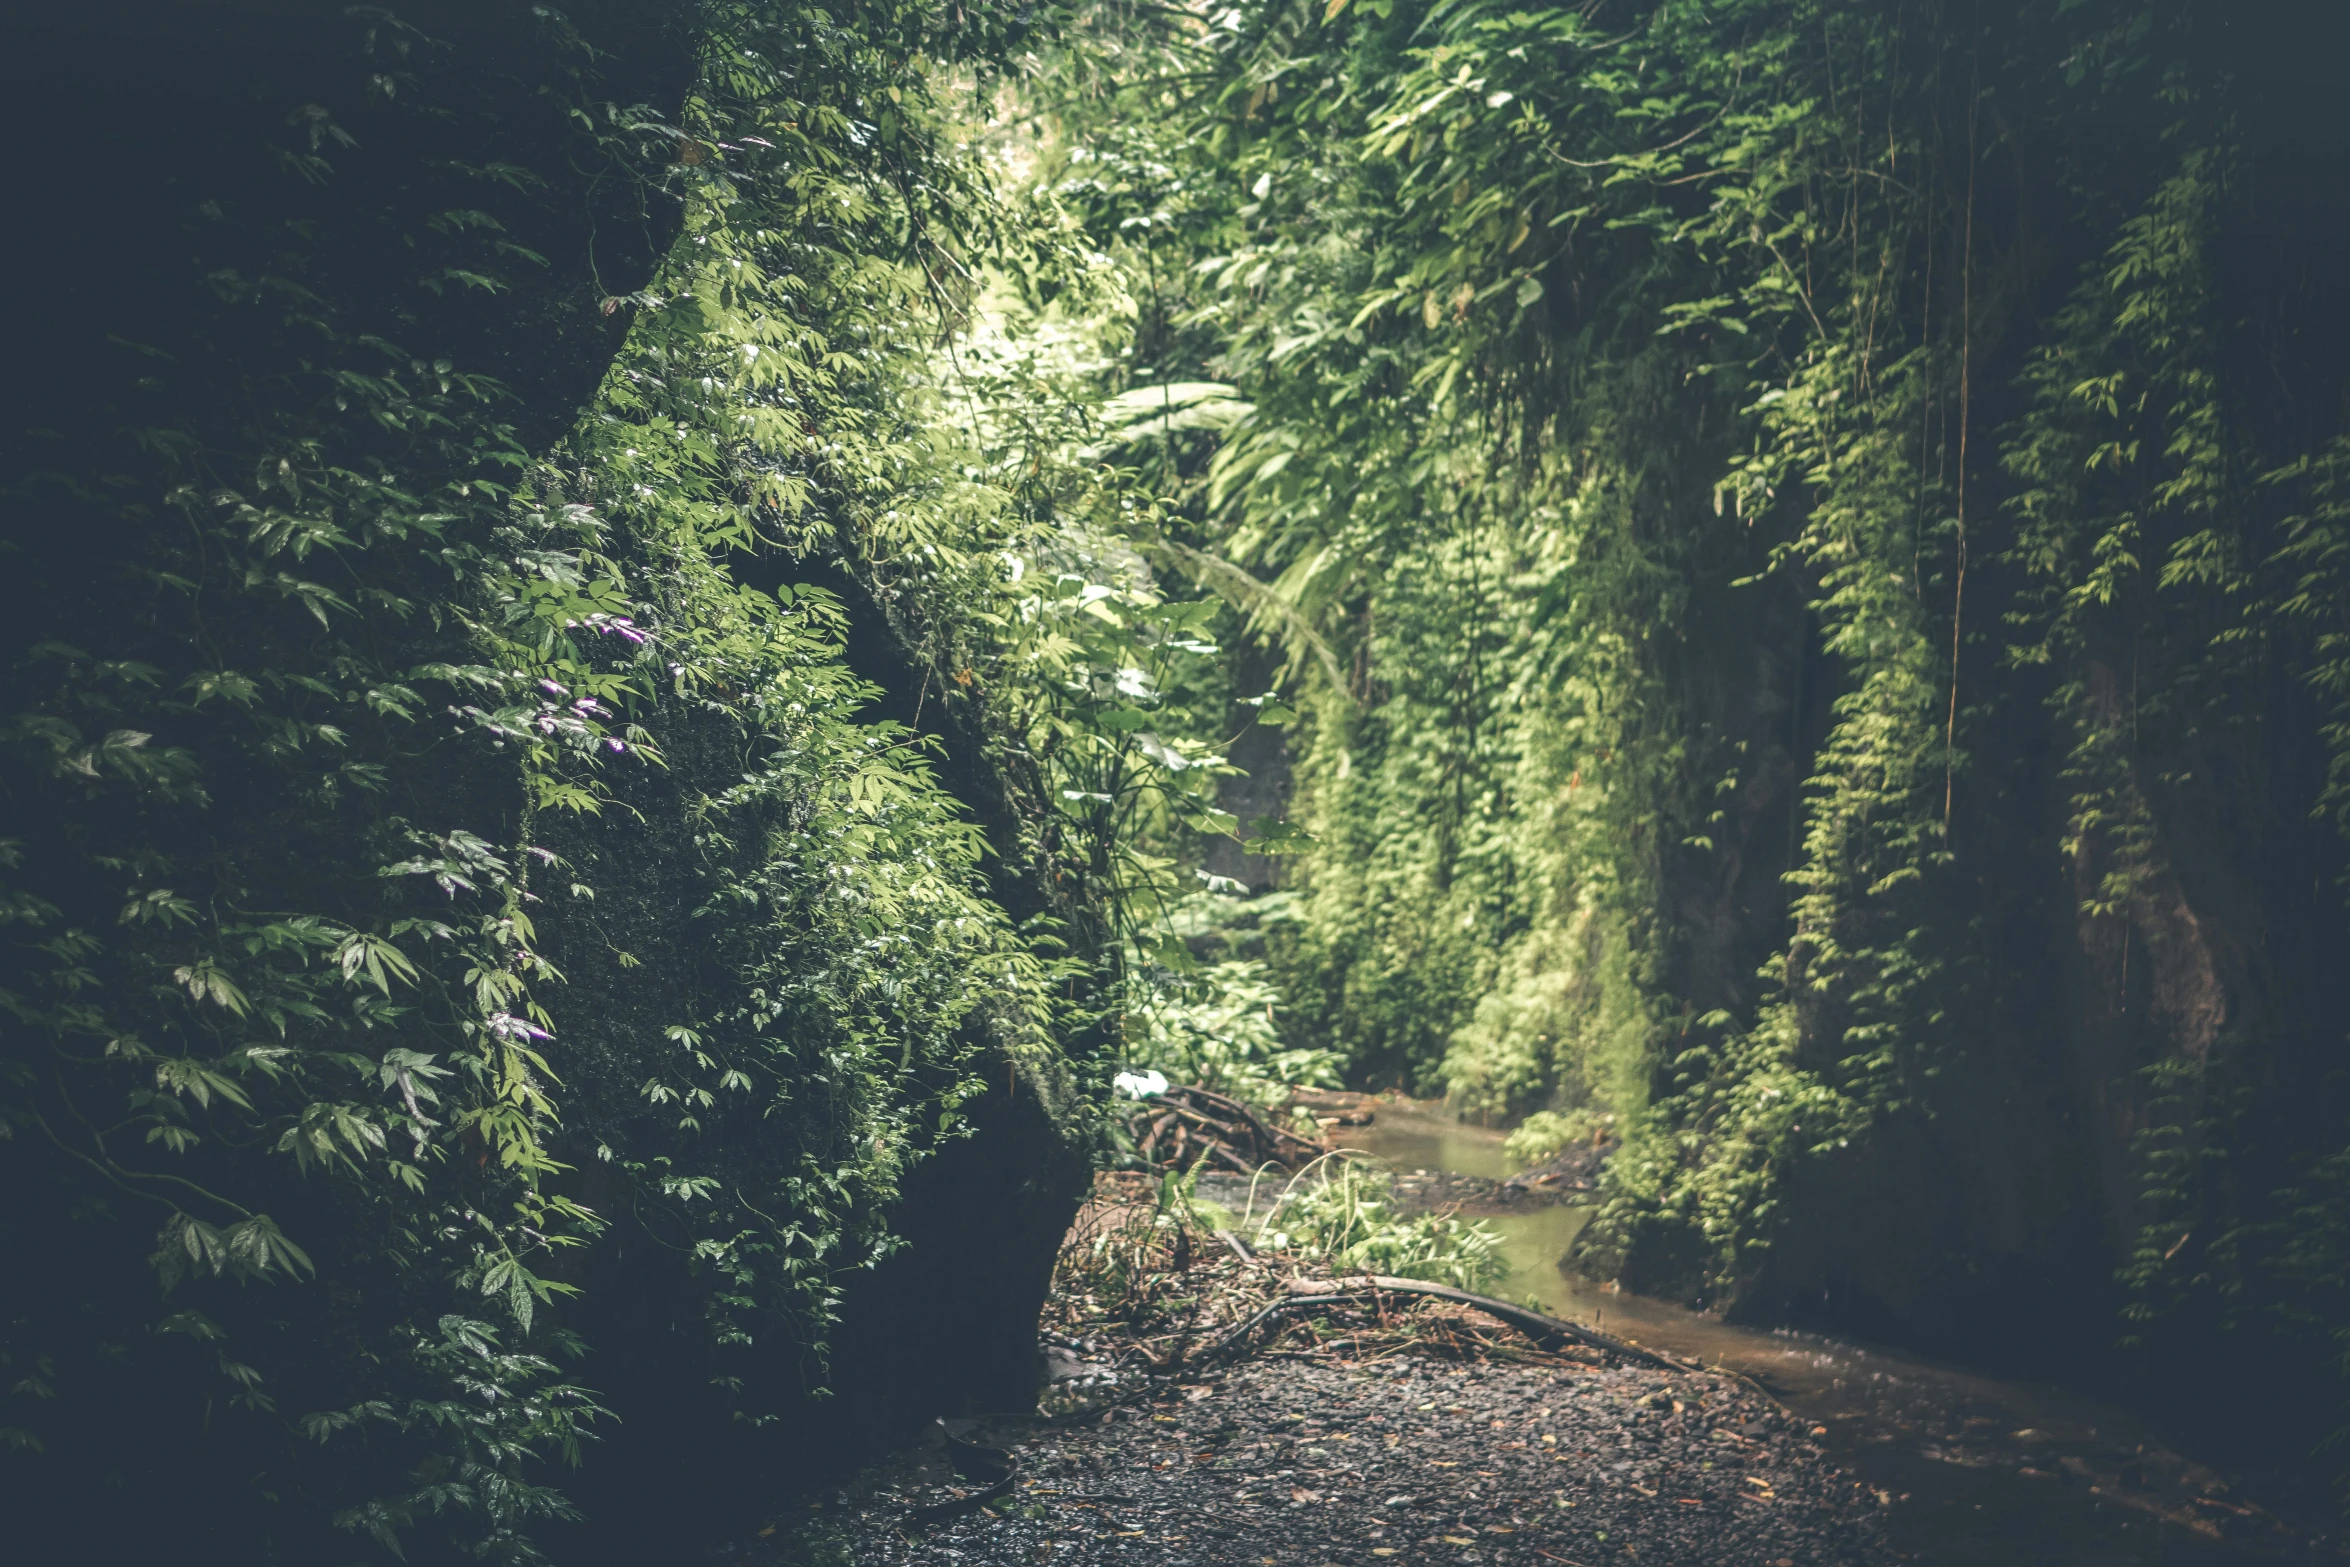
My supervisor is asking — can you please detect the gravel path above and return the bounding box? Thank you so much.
[754,1355,1895,1567]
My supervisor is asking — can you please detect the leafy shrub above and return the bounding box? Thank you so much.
[1244,1158,1505,1293]
[1135,959,1340,1110]
[1504,1109,1615,1172]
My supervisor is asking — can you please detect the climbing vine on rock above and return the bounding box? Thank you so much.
[994,0,2350,1499]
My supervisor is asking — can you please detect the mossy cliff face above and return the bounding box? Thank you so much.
[1026,0,2350,1496]
[0,5,1093,1561]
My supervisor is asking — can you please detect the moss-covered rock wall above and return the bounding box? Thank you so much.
[0,5,1096,1560]
[1020,0,2350,1501]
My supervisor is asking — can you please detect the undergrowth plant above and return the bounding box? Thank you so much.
[1242,1156,1506,1293]
[1133,957,1340,1110]
[1504,1109,1613,1172]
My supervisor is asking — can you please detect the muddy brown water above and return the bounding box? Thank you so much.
[1317,1097,2336,1565]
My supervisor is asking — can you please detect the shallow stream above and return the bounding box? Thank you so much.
[1323,1097,2329,1565]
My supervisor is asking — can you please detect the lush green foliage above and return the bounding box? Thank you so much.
[1504,1107,1612,1172]
[1192,1156,1505,1292]
[1002,0,2350,1493]
[1133,956,1338,1109]
[0,2,1353,1548]
[16,0,2350,1539]
[0,2,1174,1555]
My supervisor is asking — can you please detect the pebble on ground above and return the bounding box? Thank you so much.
[748,1355,1895,1567]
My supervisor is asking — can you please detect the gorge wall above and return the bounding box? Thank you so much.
[1058,0,2350,1501]
[0,5,1095,1561]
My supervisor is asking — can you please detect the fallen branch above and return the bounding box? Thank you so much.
[1132,1085,1322,1173]
[1204,1141,1255,1176]
[1312,1275,1686,1369]
[1200,1274,1684,1371]
[1201,1295,1311,1364]
[905,1471,1016,1528]
[1184,1085,1322,1163]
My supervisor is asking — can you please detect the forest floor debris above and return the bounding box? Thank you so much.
[743,1350,1893,1567]
[1125,1084,1586,1218]
[1495,1143,1612,1203]
[1042,1186,1598,1386]
[733,1174,1894,1566]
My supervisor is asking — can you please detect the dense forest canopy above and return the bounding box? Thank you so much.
[6,0,2350,1559]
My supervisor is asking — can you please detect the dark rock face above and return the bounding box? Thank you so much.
[825,1075,1095,1439]
[535,1066,1090,1563]
[2,1,689,466]
[526,687,1092,1560]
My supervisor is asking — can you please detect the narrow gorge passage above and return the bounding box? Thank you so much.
[11,4,2350,1565]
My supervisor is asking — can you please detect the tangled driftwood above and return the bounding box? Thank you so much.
[1132,1085,1323,1173]
[1199,1273,1685,1371]
[1047,1174,1700,1396]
